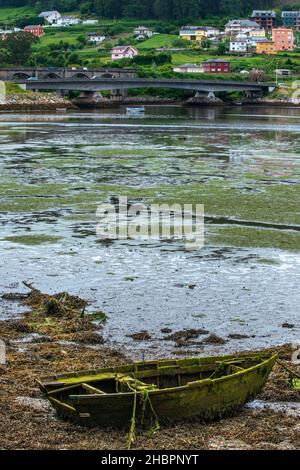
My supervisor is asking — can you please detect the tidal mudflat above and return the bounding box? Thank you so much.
[0,105,300,357]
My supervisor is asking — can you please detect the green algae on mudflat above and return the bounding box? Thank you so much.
[1,155,300,223]
[208,226,300,251]
[152,181,300,226]
[3,234,62,245]
[256,258,280,265]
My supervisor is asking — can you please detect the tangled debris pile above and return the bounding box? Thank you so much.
[1,283,106,344]
[22,281,88,317]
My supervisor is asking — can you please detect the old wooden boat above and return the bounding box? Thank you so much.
[37,351,277,426]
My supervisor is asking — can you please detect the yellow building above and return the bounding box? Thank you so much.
[249,28,266,38]
[256,39,276,54]
[179,26,219,42]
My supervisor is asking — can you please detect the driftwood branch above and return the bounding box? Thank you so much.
[277,360,300,379]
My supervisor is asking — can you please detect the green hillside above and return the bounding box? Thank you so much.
[0,6,36,22]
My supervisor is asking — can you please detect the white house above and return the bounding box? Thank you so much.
[275,68,292,77]
[88,33,105,44]
[39,10,61,24]
[173,63,204,73]
[0,27,22,39]
[83,19,98,25]
[134,26,153,38]
[111,46,138,60]
[54,16,81,27]
[225,19,261,36]
[230,39,248,53]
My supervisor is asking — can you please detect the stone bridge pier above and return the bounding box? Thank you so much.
[72,90,104,106]
[186,90,223,106]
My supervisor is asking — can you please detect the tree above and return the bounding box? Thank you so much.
[77,34,87,45]
[217,41,227,55]
[171,38,190,48]
[201,39,211,49]
[67,52,82,65]
[16,17,45,29]
[2,32,38,65]
[0,48,11,66]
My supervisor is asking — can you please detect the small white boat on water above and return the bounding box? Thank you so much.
[126,106,145,115]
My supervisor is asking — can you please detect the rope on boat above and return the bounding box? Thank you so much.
[277,360,300,387]
[126,377,160,449]
[127,389,137,450]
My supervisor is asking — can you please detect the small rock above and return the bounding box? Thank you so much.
[161,328,172,334]
[202,334,226,345]
[128,330,152,341]
[15,396,52,413]
[282,323,295,329]
[228,333,250,340]
[208,437,251,450]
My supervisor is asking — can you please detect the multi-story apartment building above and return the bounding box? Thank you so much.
[272,27,294,51]
[282,11,300,31]
[250,10,276,31]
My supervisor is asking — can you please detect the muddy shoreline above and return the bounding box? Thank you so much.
[0,288,299,450]
[0,93,77,112]
[0,96,299,112]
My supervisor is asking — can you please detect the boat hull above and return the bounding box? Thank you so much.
[39,352,277,426]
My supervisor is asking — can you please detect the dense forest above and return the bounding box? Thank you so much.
[0,0,298,20]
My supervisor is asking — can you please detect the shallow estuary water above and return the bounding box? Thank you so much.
[0,105,299,358]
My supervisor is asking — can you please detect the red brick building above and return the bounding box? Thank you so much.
[24,25,45,37]
[202,59,231,74]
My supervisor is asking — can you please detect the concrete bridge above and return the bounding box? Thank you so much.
[19,77,274,95]
[0,67,137,81]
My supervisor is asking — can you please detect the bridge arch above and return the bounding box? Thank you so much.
[43,72,61,79]
[11,72,31,80]
[101,73,115,79]
[71,72,90,79]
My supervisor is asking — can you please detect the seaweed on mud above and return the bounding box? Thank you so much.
[202,334,227,345]
[164,329,209,347]
[228,333,252,340]
[22,282,88,318]
[164,328,209,341]
[128,331,152,341]
[281,323,295,329]
[2,293,29,302]
[1,283,107,345]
